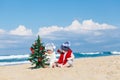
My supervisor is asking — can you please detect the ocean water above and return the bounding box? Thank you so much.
[0,51,120,66]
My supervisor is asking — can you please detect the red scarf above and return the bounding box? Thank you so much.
[57,49,72,65]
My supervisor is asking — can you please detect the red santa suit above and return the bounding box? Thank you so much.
[57,49,73,65]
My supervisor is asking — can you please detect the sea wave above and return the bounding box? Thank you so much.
[80,52,100,55]
[0,51,119,66]
[77,51,120,55]
[0,61,30,66]
[0,54,29,60]
[78,51,120,55]
[111,51,120,55]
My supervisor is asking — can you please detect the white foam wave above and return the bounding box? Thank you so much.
[80,52,100,55]
[111,51,120,55]
[0,54,29,60]
[0,61,30,66]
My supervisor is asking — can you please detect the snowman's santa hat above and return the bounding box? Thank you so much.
[45,43,56,51]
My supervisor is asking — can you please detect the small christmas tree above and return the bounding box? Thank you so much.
[28,35,47,68]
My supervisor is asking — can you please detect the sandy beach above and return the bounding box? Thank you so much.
[0,55,120,80]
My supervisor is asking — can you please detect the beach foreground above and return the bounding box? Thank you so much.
[0,56,120,80]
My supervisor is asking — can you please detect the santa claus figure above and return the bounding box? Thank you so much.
[57,41,74,67]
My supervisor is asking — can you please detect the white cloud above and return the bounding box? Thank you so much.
[0,39,18,48]
[0,40,18,44]
[0,29,5,34]
[0,33,34,49]
[64,19,117,34]
[82,19,116,30]
[9,25,33,36]
[37,26,63,36]
[0,20,120,52]
[37,19,117,38]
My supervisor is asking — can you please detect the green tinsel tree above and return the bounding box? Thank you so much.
[28,35,47,68]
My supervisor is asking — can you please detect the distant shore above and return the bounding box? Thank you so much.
[0,55,120,80]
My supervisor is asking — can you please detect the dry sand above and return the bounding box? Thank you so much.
[0,55,120,80]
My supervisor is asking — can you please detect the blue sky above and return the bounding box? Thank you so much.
[0,0,120,55]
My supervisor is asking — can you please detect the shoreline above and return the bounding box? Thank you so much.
[0,54,118,67]
[0,55,120,80]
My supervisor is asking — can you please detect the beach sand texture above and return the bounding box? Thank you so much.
[0,55,120,80]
